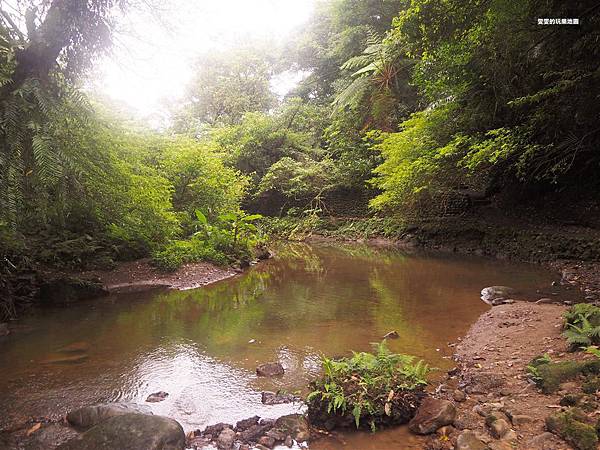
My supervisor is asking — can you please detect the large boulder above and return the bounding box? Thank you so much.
[39,277,108,304]
[67,402,153,430]
[408,397,456,434]
[58,413,184,450]
[480,286,516,306]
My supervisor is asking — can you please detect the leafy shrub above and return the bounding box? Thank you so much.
[152,210,264,271]
[307,341,430,431]
[152,238,229,271]
[563,304,600,349]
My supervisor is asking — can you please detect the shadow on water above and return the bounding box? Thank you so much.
[0,241,562,447]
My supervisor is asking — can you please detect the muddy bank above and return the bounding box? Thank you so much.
[77,258,238,293]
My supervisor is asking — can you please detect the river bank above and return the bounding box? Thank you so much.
[424,302,575,449]
[77,258,239,293]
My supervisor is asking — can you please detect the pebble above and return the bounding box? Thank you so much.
[453,390,467,402]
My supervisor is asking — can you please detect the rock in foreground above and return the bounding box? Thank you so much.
[66,402,152,430]
[58,413,184,450]
[408,397,456,434]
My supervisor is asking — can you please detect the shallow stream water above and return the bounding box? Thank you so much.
[0,242,563,449]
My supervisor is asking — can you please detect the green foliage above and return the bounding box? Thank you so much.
[172,44,277,130]
[355,0,600,214]
[525,354,552,385]
[152,210,264,271]
[307,341,429,429]
[563,304,600,349]
[369,104,469,211]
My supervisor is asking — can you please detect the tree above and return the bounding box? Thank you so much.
[289,0,404,101]
[173,45,278,131]
[0,0,123,97]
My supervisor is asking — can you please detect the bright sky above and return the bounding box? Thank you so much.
[96,0,315,121]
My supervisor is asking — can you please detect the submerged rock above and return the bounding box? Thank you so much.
[261,391,298,405]
[57,341,90,353]
[41,353,89,365]
[256,362,284,377]
[408,397,456,434]
[58,413,184,450]
[383,330,399,339]
[67,402,152,430]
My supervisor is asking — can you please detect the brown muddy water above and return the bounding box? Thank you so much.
[0,242,565,449]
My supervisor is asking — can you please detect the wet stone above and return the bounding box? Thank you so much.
[409,398,456,434]
[258,435,275,448]
[146,391,169,402]
[66,402,152,430]
[453,389,466,402]
[261,391,297,405]
[256,362,284,377]
[235,415,260,431]
[57,413,184,450]
[216,427,235,450]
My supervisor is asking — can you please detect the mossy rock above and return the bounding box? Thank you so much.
[582,374,600,394]
[559,394,598,412]
[546,408,598,450]
[559,394,583,407]
[530,359,600,394]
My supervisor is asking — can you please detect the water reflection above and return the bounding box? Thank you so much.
[0,242,559,446]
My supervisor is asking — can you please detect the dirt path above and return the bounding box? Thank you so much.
[79,258,238,292]
[430,302,598,449]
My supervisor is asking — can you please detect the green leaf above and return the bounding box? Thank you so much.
[194,210,207,224]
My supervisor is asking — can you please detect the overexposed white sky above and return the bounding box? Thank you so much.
[96,0,315,120]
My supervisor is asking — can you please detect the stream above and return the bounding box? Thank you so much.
[0,242,563,449]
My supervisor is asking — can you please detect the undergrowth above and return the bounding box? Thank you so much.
[306,341,430,431]
[563,304,600,349]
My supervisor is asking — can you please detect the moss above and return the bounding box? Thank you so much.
[546,408,598,450]
[559,394,583,407]
[582,375,600,394]
[529,358,600,394]
[559,394,598,412]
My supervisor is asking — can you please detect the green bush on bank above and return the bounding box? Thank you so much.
[152,210,264,271]
[307,341,430,431]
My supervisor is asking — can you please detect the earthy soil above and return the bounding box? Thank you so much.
[428,301,600,450]
[78,258,238,293]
